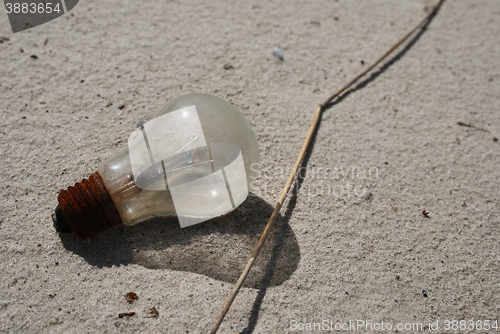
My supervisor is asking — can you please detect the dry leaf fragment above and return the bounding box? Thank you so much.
[118,312,136,318]
[125,292,138,303]
[148,307,159,318]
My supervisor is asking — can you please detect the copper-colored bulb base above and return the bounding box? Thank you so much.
[54,172,122,239]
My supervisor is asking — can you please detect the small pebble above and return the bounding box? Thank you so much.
[462,201,467,207]
[422,290,428,297]
[223,64,233,70]
[30,55,38,59]
[273,48,284,61]
[136,120,148,129]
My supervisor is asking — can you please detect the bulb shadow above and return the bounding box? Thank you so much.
[59,193,300,289]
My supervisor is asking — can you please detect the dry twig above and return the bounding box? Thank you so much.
[389,200,397,212]
[209,1,444,332]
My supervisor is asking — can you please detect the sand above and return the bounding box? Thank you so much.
[1,0,499,333]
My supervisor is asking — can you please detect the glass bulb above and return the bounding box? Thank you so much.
[53,93,259,238]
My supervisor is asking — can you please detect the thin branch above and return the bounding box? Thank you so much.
[209,105,322,334]
[209,1,444,333]
[389,200,397,212]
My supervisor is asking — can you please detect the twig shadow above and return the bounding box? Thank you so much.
[323,1,445,111]
[246,1,445,331]
[247,108,323,333]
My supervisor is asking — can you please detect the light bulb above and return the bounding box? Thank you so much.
[52,93,259,238]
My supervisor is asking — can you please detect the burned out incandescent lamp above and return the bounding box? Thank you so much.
[52,94,259,238]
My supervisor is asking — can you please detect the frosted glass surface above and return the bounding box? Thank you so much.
[169,170,233,227]
[128,105,206,191]
[128,130,151,187]
[144,105,207,164]
[211,143,249,207]
[222,150,248,206]
[99,93,259,227]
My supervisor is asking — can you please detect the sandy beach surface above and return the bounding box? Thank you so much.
[1,0,499,333]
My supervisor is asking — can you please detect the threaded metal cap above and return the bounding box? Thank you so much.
[55,172,122,239]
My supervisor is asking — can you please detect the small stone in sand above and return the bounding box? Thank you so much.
[136,120,148,129]
[273,48,284,61]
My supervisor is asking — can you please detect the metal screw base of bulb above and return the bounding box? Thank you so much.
[52,172,122,239]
